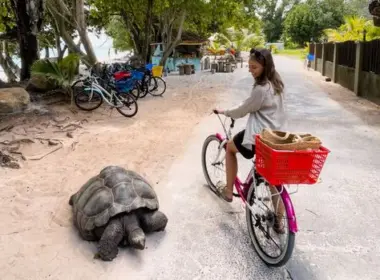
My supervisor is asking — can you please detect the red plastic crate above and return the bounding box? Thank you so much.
[255,135,330,185]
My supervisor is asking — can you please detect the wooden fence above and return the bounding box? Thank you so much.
[325,43,334,62]
[362,39,380,74]
[336,41,356,68]
[309,40,380,101]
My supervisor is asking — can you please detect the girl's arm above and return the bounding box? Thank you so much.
[221,86,266,119]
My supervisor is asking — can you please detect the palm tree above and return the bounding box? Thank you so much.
[324,16,380,42]
[31,53,80,108]
[213,27,265,51]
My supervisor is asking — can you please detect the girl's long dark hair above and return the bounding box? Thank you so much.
[250,48,284,95]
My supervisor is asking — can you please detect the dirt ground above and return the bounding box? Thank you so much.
[0,72,224,279]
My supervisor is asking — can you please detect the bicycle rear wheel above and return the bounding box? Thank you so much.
[74,87,103,111]
[114,92,138,118]
[138,76,150,98]
[201,135,226,193]
[130,85,140,100]
[245,183,295,267]
[149,76,166,96]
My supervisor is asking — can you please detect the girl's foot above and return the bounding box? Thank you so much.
[215,181,233,203]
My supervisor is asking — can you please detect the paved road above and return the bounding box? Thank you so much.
[80,56,380,280]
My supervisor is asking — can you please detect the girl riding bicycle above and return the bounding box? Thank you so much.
[214,48,286,213]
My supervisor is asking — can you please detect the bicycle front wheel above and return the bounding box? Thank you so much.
[201,135,226,193]
[245,183,295,267]
[114,92,138,118]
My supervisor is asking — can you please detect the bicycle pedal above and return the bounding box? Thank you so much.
[233,192,240,197]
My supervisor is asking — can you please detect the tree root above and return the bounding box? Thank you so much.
[0,124,14,133]
[25,143,63,161]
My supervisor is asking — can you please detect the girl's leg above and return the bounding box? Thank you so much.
[269,186,286,234]
[224,140,239,199]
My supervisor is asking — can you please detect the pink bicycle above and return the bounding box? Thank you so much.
[201,111,330,266]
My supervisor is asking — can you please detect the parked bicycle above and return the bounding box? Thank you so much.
[71,72,138,118]
[201,111,330,266]
[107,62,166,98]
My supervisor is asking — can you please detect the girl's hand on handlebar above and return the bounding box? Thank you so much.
[213,109,224,115]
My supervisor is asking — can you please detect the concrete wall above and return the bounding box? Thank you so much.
[360,71,380,99]
[336,65,355,91]
[317,58,323,73]
[325,61,333,79]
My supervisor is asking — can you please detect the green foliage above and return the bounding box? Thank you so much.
[89,0,259,55]
[277,48,307,59]
[105,16,134,51]
[324,15,380,41]
[255,0,300,42]
[284,0,352,45]
[31,53,80,87]
[0,0,15,33]
[284,4,320,46]
[345,0,372,18]
[269,45,279,53]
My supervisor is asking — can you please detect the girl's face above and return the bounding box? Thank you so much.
[248,59,264,79]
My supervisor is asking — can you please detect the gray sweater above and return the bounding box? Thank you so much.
[224,82,286,150]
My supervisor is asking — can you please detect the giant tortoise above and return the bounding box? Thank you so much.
[69,166,168,261]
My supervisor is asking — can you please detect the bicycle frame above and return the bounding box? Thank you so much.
[213,114,298,233]
[84,76,125,108]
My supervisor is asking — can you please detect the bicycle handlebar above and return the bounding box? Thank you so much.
[213,110,235,128]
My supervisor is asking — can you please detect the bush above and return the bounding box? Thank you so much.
[270,45,279,54]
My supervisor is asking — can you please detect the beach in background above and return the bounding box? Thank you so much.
[0,32,131,82]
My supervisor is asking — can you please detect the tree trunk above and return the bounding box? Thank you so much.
[11,0,44,81]
[4,42,20,76]
[45,46,50,58]
[120,10,143,56]
[0,42,17,82]
[46,0,94,66]
[142,0,154,63]
[159,10,186,67]
[75,0,97,65]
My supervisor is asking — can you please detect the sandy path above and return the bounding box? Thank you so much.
[0,72,227,279]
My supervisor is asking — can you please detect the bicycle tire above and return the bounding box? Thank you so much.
[74,87,103,111]
[139,76,150,98]
[201,135,226,194]
[71,79,89,95]
[245,184,295,267]
[114,92,138,118]
[149,76,166,96]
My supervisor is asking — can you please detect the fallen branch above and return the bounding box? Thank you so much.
[71,141,78,151]
[25,144,63,161]
[0,138,35,145]
[52,116,70,124]
[12,130,28,136]
[35,137,64,143]
[53,120,86,133]
[62,123,83,130]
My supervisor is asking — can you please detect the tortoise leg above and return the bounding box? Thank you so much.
[96,218,124,261]
[69,194,75,205]
[122,213,146,250]
[139,210,168,233]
